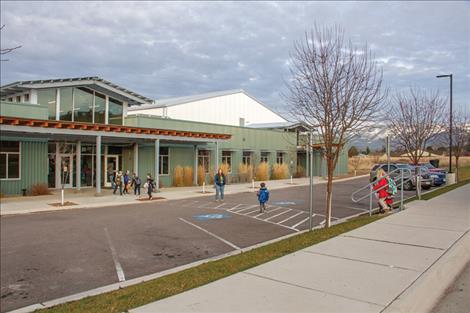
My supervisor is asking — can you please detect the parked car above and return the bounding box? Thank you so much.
[414,164,446,187]
[409,165,433,190]
[370,163,431,191]
[418,162,447,174]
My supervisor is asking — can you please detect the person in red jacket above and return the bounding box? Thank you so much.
[373,168,393,213]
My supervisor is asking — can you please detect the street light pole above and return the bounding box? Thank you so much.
[436,74,453,173]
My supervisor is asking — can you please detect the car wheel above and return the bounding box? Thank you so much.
[404,181,413,191]
[422,185,431,190]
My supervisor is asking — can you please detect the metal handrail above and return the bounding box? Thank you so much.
[351,167,414,215]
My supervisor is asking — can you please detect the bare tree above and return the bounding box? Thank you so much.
[449,110,470,181]
[286,25,386,228]
[1,25,22,61]
[388,88,446,165]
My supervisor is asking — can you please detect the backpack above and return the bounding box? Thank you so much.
[386,177,397,196]
[135,177,141,185]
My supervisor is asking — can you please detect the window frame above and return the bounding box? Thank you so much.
[198,150,211,174]
[242,151,252,166]
[221,151,232,173]
[276,152,285,164]
[260,151,269,163]
[0,141,21,181]
[159,147,170,176]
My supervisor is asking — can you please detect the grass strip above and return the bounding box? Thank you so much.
[37,214,384,313]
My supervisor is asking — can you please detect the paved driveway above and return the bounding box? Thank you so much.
[0,176,414,312]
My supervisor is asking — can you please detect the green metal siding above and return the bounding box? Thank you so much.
[0,140,48,195]
[0,101,49,120]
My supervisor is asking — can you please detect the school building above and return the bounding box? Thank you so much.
[0,76,348,195]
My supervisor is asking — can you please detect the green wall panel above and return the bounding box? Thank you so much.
[1,140,48,195]
[0,101,49,120]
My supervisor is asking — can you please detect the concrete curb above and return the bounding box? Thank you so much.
[382,230,470,313]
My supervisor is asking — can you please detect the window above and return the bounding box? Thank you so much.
[59,87,73,121]
[242,151,252,165]
[276,152,284,164]
[0,141,20,180]
[109,97,123,125]
[222,151,232,173]
[198,150,210,174]
[94,92,106,124]
[24,93,30,102]
[8,97,13,102]
[74,87,94,123]
[16,95,21,102]
[37,89,57,120]
[260,152,269,163]
[159,147,169,175]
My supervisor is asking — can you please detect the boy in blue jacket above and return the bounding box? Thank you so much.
[257,182,270,213]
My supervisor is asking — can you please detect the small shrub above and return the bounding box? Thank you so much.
[30,183,50,196]
[197,165,205,186]
[183,167,193,186]
[294,165,305,178]
[272,163,289,180]
[173,166,184,187]
[255,162,269,181]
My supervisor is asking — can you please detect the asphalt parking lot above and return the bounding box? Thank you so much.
[0,176,416,312]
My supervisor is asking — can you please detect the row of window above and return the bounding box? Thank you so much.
[6,94,30,103]
[37,87,123,124]
[0,141,287,181]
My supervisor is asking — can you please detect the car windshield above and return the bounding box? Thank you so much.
[397,164,411,169]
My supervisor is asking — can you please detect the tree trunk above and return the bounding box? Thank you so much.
[325,176,333,228]
[455,157,459,182]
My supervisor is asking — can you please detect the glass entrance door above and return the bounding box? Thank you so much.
[59,154,73,188]
[105,155,119,187]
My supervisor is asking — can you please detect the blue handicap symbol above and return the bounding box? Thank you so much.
[194,213,231,221]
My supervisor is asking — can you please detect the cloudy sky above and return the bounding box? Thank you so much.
[1,1,469,115]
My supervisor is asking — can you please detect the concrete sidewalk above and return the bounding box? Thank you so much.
[131,184,470,313]
[1,176,350,215]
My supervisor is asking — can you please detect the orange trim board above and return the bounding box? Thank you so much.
[0,116,232,140]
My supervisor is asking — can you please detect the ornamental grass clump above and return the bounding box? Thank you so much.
[197,165,205,186]
[173,166,184,187]
[30,183,50,196]
[255,162,269,181]
[183,167,193,186]
[272,163,289,180]
[238,163,253,182]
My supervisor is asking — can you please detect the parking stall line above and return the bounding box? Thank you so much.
[178,218,241,250]
[254,207,284,218]
[235,205,259,213]
[292,215,315,229]
[104,228,126,282]
[227,204,243,212]
[228,209,299,232]
[264,209,292,221]
[278,211,306,224]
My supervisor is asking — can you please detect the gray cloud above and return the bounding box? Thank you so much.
[1,1,468,115]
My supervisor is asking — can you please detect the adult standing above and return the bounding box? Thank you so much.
[114,170,123,196]
[214,168,226,202]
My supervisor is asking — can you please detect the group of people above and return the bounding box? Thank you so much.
[111,170,156,200]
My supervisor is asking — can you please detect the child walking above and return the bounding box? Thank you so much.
[373,168,393,213]
[257,182,270,213]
